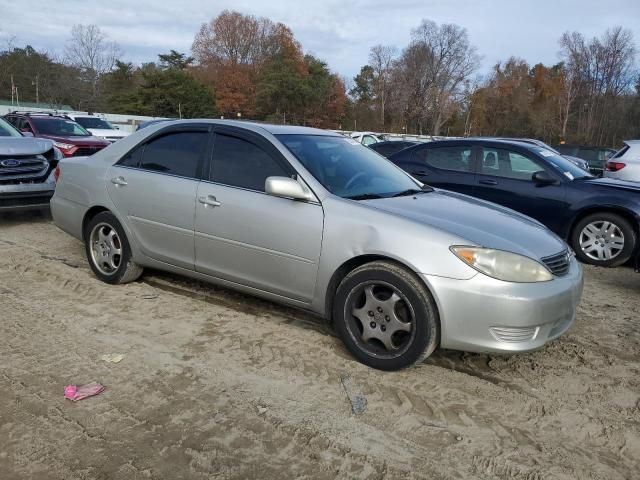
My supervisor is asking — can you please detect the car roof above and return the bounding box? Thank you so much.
[154,119,340,137]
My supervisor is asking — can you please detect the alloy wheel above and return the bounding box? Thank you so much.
[89,222,123,275]
[579,220,625,262]
[346,281,415,358]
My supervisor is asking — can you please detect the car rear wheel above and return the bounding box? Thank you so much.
[333,261,439,370]
[571,212,636,267]
[84,211,143,284]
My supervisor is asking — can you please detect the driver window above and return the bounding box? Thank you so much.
[480,148,541,180]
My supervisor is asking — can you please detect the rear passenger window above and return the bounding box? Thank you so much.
[138,131,208,179]
[416,146,473,172]
[612,145,629,159]
[210,134,290,192]
[118,146,144,168]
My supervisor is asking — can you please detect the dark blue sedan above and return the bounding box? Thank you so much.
[389,139,640,268]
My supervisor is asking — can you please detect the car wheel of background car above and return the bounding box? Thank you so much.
[84,211,143,284]
[333,261,439,370]
[571,212,636,267]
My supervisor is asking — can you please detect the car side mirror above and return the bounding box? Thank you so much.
[265,176,314,201]
[21,131,34,137]
[532,170,559,186]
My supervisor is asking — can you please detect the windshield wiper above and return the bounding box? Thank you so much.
[345,193,385,200]
[391,187,432,197]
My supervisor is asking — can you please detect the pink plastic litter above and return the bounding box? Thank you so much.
[64,382,105,401]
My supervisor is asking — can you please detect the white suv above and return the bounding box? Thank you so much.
[604,140,640,183]
[65,114,130,142]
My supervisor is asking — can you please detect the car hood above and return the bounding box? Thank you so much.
[365,190,567,260]
[0,137,54,155]
[582,177,640,192]
[39,134,110,146]
[87,128,129,138]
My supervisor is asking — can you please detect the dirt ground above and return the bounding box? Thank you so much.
[0,211,638,480]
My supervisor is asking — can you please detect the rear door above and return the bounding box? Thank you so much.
[194,126,323,302]
[106,125,211,269]
[473,146,568,232]
[399,144,476,195]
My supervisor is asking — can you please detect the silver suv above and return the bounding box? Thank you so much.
[0,117,62,212]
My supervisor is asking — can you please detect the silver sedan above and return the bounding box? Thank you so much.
[51,120,583,370]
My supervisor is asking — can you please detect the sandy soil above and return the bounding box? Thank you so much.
[0,211,639,480]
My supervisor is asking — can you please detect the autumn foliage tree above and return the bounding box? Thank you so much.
[192,10,345,127]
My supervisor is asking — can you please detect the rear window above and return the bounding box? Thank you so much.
[30,117,90,137]
[612,145,630,159]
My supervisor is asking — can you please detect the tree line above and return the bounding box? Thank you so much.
[1,11,638,146]
[349,24,639,147]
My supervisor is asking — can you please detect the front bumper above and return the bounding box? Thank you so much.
[424,256,583,353]
[0,182,55,212]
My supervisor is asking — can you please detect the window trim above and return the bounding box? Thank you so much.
[114,123,213,181]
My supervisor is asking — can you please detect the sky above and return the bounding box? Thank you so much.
[1,0,639,81]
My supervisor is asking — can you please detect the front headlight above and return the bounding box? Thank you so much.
[54,141,74,151]
[450,246,553,283]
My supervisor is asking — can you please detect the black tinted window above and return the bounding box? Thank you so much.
[612,145,629,159]
[118,146,144,168]
[417,146,473,172]
[211,134,290,191]
[139,131,208,178]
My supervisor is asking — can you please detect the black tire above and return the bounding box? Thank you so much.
[571,212,636,267]
[84,211,143,284]
[332,261,439,371]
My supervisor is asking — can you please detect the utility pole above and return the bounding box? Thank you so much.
[33,75,39,104]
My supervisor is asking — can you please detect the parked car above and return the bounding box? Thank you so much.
[369,140,419,157]
[65,113,130,142]
[0,117,62,212]
[3,112,110,157]
[51,120,582,370]
[555,144,617,175]
[350,131,382,146]
[604,140,640,183]
[389,138,640,267]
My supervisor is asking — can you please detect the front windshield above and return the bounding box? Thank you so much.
[31,117,91,137]
[277,134,421,199]
[74,117,114,130]
[0,118,22,137]
[534,148,594,179]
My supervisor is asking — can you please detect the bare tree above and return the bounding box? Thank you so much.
[369,44,397,129]
[65,24,121,103]
[392,20,479,135]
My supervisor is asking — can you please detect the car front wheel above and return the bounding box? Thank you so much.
[84,211,143,284]
[333,261,439,370]
[571,212,636,267]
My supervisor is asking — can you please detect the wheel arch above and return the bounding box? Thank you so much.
[82,205,111,242]
[569,206,640,242]
[324,254,440,330]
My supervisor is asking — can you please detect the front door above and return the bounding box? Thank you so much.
[473,146,568,232]
[106,128,210,269]
[194,128,323,302]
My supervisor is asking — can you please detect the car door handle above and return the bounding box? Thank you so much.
[411,170,429,176]
[479,179,498,186]
[110,176,127,187]
[198,195,221,207]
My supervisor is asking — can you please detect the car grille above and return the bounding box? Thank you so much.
[0,155,50,183]
[73,146,105,157]
[541,250,571,276]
